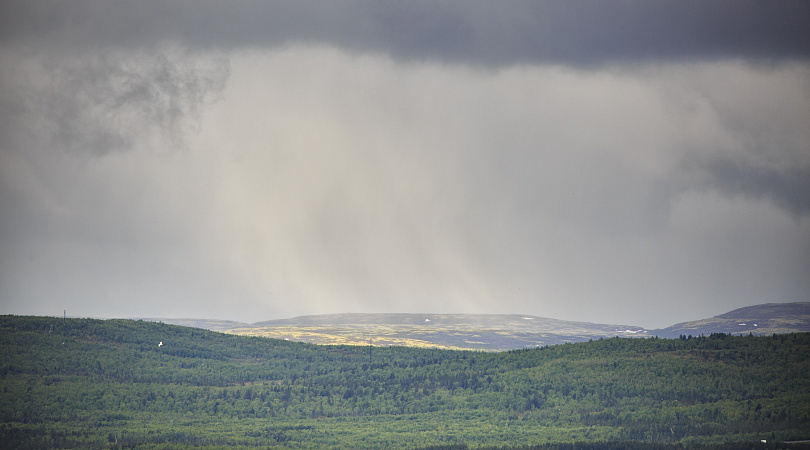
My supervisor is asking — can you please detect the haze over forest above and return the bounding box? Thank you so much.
[1,1,809,329]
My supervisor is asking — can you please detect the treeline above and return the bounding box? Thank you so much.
[1,315,809,448]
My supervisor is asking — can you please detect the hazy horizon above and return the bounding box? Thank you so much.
[11,302,810,334]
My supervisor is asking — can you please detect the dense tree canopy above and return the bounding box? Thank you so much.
[1,315,808,448]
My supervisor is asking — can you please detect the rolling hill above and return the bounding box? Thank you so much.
[146,302,809,351]
[150,313,650,351]
[653,302,810,338]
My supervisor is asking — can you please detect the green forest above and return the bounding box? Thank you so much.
[1,315,809,449]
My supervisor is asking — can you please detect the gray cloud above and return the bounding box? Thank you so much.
[1,49,229,156]
[660,62,810,217]
[702,159,810,217]
[1,3,808,328]
[174,52,808,326]
[2,1,808,67]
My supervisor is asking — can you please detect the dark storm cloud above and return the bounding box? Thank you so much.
[2,0,808,66]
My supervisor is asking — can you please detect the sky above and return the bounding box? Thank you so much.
[1,1,809,329]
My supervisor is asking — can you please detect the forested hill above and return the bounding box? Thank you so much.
[2,315,810,448]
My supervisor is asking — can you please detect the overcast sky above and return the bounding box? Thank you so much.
[1,1,808,328]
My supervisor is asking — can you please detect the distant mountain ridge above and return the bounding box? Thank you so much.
[254,313,645,334]
[653,302,810,338]
[145,302,810,351]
